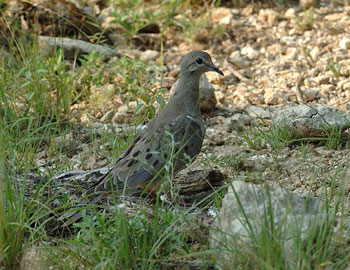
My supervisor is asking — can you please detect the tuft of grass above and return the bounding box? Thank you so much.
[0,23,108,268]
[48,201,212,270]
[0,159,55,268]
[174,12,210,42]
[327,62,341,78]
[1,38,88,168]
[53,209,165,269]
[238,120,292,151]
[250,114,348,150]
[296,8,315,32]
[321,125,345,150]
[110,0,184,41]
[110,56,165,121]
[302,46,314,65]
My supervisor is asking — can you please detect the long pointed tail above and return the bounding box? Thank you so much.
[58,194,105,226]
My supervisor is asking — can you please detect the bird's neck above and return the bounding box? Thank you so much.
[171,73,201,115]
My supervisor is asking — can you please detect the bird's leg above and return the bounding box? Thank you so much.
[148,190,158,204]
[166,191,172,201]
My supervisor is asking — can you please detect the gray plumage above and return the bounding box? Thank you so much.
[59,50,223,225]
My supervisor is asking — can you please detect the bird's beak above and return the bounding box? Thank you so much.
[209,65,224,76]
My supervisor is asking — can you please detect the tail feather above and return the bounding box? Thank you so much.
[58,194,105,227]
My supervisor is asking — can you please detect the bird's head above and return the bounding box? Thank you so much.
[180,50,224,77]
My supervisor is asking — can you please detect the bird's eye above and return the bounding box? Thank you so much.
[196,58,203,65]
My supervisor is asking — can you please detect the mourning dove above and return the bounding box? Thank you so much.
[59,50,223,225]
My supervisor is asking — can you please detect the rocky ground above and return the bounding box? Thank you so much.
[35,2,350,211]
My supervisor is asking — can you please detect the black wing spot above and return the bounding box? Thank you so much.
[134,135,141,144]
[123,146,133,158]
[146,147,150,152]
[145,153,152,160]
[153,160,159,166]
[127,160,137,168]
[133,150,141,157]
